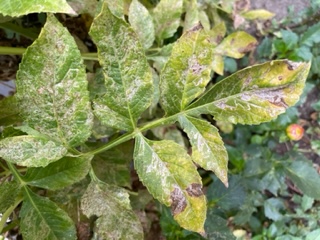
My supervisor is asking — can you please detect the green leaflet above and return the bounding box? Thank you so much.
[160,24,213,116]
[0,96,21,126]
[16,14,93,147]
[178,115,228,186]
[214,31,257,59]
[22,156,92,190]
[129,0,155,49]
[0,181,20,212]
[284,161,320,200]
[183,0,199,32]
[90,2,153,131]
[81,181,143,239]
[0,136,67,167]
[0,0,75,17]
[134,134,206,233]
[152,0,183,41]
[20,188,77,240]
[187,60,311,125]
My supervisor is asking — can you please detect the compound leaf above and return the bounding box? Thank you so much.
[160,24,213,116]
[22,156,92,190]
[0,0,75,17]
[134,134,206,233]
[214,31,257,59]
[20,188,77,240]
[129,0,155,49]
[187,60,310,125]
[0,136,67,167]
[152,0,183,41]
[81,181,143,240]
[284,160,320,199]
[90,2,153,131]
[16,14,93,147]
[178,115,228,186]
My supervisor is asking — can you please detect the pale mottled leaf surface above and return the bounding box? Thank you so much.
[187,60,311,125]
[81,181,143,239]
[129,0,155,49]
[160,24,214,116]
[214,31,257,59]
[0,181,20,212]
[184,0,199,32]
[22,156,92,190]
[90,2,153,131]
[0,0,76,17]
[152,0,183,41]
[16,14,93,147]
[241,9,275,20]
[178,115,228,185]
[20,188,76,240]
[134,134,206,233]
[0,136,67,167]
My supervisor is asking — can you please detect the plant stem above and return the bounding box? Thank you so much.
[0,46,98,61]
[6,163,26,186]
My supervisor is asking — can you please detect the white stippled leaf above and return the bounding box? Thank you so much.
[90,2,153,131]
[16,14,93,147]
[0,136,67,167]
[0,0,76,17]
[134,134,206,233]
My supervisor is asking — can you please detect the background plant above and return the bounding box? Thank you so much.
[0,0,316,239]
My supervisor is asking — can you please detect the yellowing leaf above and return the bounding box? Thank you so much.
[241,9,275,20]
[160,24,214,116]
[90,2,153,131]
[178,115,228,186]
[134,134,206,233]
[187,60,311,125]
[215,31,257,59]
[184,0,199,32]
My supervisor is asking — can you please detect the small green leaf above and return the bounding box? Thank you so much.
[152,0,183,41]
[20,188,77,240]
[90,2,153,131]
[91,141,133,187]
[241,9,275,20]
[284,160,320,199]
[281,30,299,50]
[300,22,320,47]
[129,0,155,49]
[0,181,20,212]
[160,24,214,116]
[214,31,257,59]
[0,0,76,17]
[134,134,206,233]
[22,156,92,190]
[16,14,93,147]
[0,136,67,167]
[81,181,143,239]
[0,96,21,126]
[187,60,310,125]
[264,198,285,221]
[178,115,228,185]
[148,43,173,72]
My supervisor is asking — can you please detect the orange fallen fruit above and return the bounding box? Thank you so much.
[286,124,304,141]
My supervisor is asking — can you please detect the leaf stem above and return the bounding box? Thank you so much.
[6,163,26,186]
[84,114,179,156]
[0,196,23,233]
[0,47,98,61]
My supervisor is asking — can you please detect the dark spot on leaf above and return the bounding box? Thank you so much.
[231,38,235,45]
[186,183,203,197]
[189,22,203,32]
[215,35,223,44]
[238,42,258,54]
[286,60,300,70]
[269,96,288,108]
[170,187,187,215]
[278,76,283,81]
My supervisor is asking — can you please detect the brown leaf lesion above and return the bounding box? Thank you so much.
[170,187,187,215]
[186,183,203,197]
